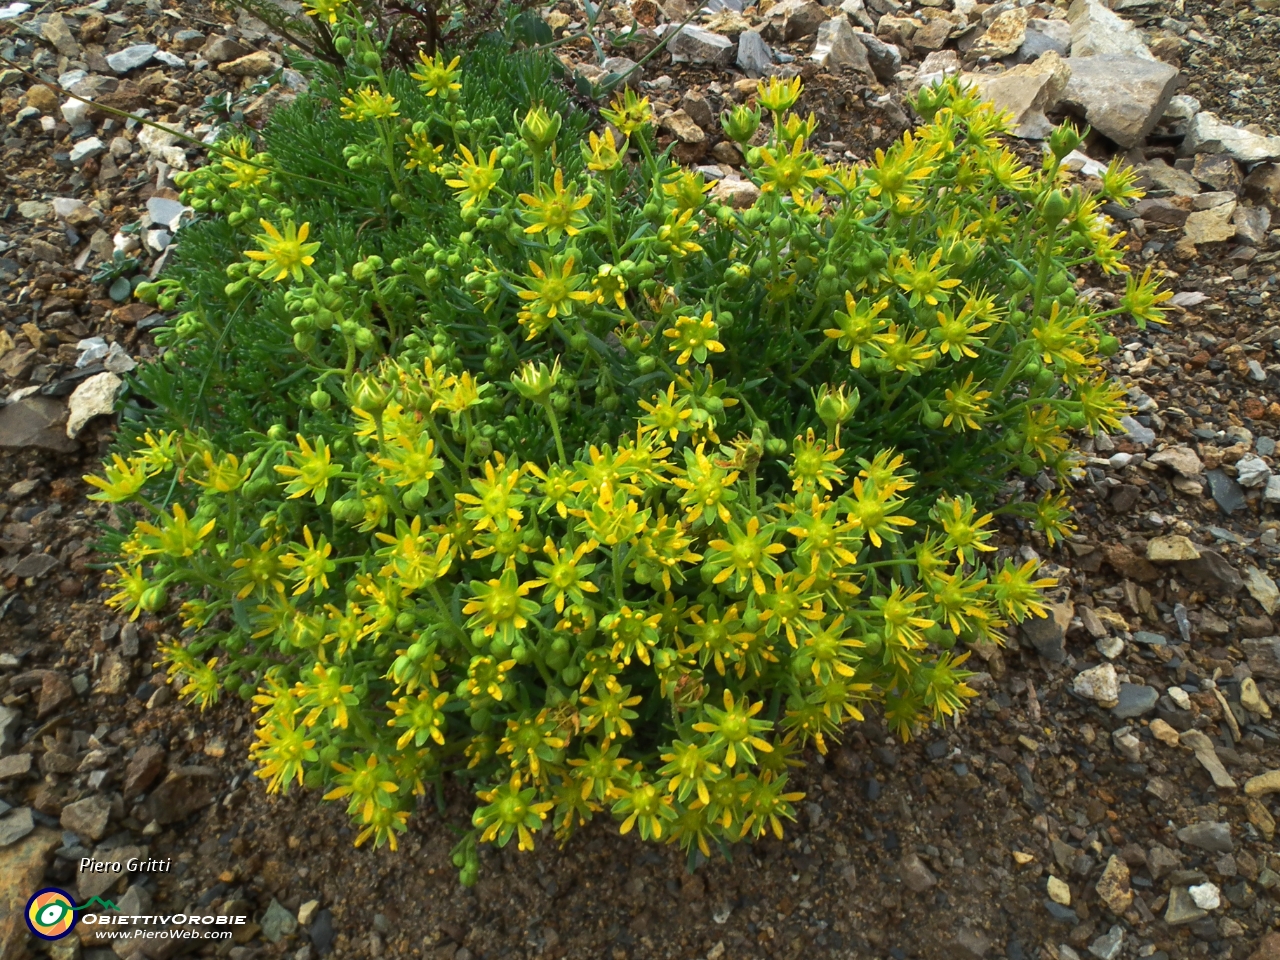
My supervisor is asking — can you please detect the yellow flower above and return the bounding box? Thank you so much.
[655,208,703,259]
[600,87,652,137]
[218,135,269,190]
[274,434,343,504]
[755,138,829,196]
[875,322,936,377]
[281,525,336,597]
[582,127,624,172]
[516,254,595,338]
[194,449,248,494]
[243,220,320,283]
[940,374,991,431]
[303,0,348,23]
[446,145,502,212]
[865,130,937,210]
[891,248,961,307]
[339,86,400,122]
[133,503,215,559]
[1030,301,1090,368]
[410,51,461,98]
[1119,265,1173,328]
[756,75,802,113]
[85,453,148,502]
[250,711,316,795]
[638,382,693,441]
[663,311,724,365]
[404,130,444,172]
[824,293,889,368]
[104,564,149,620]
[518,168,591,243]
[591,263,628,310]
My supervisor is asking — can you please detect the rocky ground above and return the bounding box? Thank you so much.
[5,0,1280,958]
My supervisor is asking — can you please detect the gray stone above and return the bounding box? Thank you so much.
[153,49,186,68]
[0,397,77,453]
[0,806,34,847]
[601,56,641,87]
[1131,631,1167,646]
[6,553,58,579]
[69,136,105,164]
[899,852,937,892]
[1266,475,1280,505]
[1013,18,1072,62]
[0,706,20,755]
[60,97,93,127]
[1087,925,1124,960]
[1206,469,1247,514]
[668,25,736,66]
[1119,415,1154,445]
[201,36,250,64]
[736,30,774,77]
[1074,662,1119,702]
[1067,0,1153,59]
[146,196,187,231]
[174,29,206,50]
[106,43,158,74]
[769,0,828,40]
[839,0,876,30]
[66,371,122,438]
[1059,55,1179,148]
[1180,731,1237,790]
[1236,455,1271,488]
[1234,205,1272,245]
[852,29,900,81]
[1021,600,1072,663]
[1183,202,1237,245]
[1178,548,1242,595]
[1149,445,1203,476]
[1245,566,1280,616]
[61,794,111,841]
[957,928,991,958]
[261,899,298,943]
[966,51,1070,140]
[970,7,1027,59]
[811,16,870,71]
[1245,163,1280,211]
[1183,113,1280,163]
[1139,158,1201,197]
[1164,885,1209,925]
[1176,821,1233,853]
[1243,638,1280,679]
[1112,683,1158,719]
[41,12,80,57]
[69,74,118,98]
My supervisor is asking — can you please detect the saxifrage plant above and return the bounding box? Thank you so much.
[90,11,1164,880]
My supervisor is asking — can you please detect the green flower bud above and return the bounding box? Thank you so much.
[721,103,761,144]
[1049,123,1083,161]
[1041,189,1069,227]
[310,389,332,411]
[334,35,352,55]
[140,585,168,613]
[519,105,562,156]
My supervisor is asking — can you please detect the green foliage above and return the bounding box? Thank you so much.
[94,20,1164,873]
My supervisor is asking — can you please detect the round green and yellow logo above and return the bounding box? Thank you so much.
[26,888,78,940]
